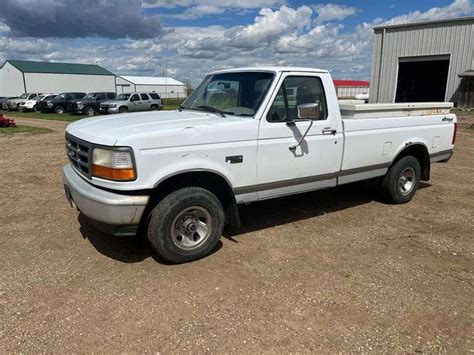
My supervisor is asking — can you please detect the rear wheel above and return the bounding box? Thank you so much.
[55,105,65,114]
[147,187,225,263]
[33,105,39,113]
[381,156,421,204]
[150,105,158,111]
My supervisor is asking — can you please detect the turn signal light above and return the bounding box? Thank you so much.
[92,165,136,181]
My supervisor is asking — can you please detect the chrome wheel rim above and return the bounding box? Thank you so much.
[86,107,94,116]
[398,167,416,195]
[171,206,213,250]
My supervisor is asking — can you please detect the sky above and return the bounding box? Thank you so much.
[0,0,473,86]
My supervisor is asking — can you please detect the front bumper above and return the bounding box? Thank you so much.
[62,164,149,227]
[99,107,119,114]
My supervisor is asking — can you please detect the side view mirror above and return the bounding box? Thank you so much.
[297,103,320,119]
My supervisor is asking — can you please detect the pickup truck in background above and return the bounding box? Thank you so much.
[37,92,86,114]
[69,92,117,116]
[63,67,457,263]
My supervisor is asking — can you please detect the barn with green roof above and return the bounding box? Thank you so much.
[0,60,116,97]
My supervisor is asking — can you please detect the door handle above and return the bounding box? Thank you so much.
[322,128,337,135]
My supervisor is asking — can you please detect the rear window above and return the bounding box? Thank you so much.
[149,93,160,100]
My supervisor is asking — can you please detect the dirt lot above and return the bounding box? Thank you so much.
[1,118,473,352]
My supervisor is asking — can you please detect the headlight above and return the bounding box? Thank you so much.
[92,147,136,181]
[77,103,84,109]
[109,104,117,108]
[47,102,53,107]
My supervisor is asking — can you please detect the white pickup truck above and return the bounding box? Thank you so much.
[63,67,457,263]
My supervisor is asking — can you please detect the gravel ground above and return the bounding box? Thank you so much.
[1,118,473,353]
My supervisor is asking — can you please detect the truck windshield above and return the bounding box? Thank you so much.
[181,72,275,117]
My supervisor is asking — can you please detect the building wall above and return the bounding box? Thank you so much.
[335,86,370,98]
[0,62,26,96]
[370,18,474,103]
[24,73,116,94]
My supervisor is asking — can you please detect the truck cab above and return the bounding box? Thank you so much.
[63,67,456,263]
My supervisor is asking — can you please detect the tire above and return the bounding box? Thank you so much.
[147,187,225,263]
[85,106,95,116]
[119,107,128,114]
[381,155,421,204]
[55,105,65,114]
[33,105,39,113]
[150,105,158,111]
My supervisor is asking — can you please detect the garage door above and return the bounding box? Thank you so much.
[395,55,450,102]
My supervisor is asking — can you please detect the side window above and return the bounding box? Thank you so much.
[149,93,160,100]
[130,94,140,102]
[140,93,150,101]
[267,76,327,122]
[96,94,106,100]
[30,93,37,99]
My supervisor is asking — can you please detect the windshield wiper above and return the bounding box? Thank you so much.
[196,105,226,118]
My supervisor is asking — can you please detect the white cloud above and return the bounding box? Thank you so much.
[1,0,473,86]
[0,20,10,33]
[144,0,286,18]
[381,0,473,25]
[313,3,359,23]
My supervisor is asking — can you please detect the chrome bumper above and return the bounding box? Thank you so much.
[62,164,149,226]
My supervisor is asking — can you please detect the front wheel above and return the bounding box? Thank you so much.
[380,156,421,204]
[55,105,65,114]
[84,106,95,116]
[147,187,225,263]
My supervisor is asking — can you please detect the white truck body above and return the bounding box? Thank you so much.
[63,67,456,261]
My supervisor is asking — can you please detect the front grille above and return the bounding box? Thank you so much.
[66,133,92,178]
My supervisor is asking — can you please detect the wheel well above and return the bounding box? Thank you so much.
[393,144,430,181]
[147,171,241,228]
[119,106,128,111]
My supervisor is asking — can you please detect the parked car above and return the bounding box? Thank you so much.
[19,94,56,112]
[99,92,162,114]
[1,96,17,110]
[63,67,457,263]
[37,92,86,114]
[5,93,42,111]
[69,92,116,116]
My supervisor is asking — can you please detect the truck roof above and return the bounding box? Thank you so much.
[209,66,329,75]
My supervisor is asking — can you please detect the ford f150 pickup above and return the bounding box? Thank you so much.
[63,67,457,263]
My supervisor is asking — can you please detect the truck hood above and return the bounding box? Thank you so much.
[66,110,250,147]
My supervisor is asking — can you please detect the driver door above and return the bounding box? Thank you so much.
[257,73,343,200]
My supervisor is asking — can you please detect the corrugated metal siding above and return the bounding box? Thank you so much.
[370,18,474,103]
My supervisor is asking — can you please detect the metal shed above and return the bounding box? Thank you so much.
[0,60,116,97]
[369,17,474,106]
[116,75,187,99]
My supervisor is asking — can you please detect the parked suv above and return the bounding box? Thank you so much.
[37,92,86,114]
[99,92,162,114]
[19,94,56,112]
[69,92,117,116]
[5,93,42,111]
